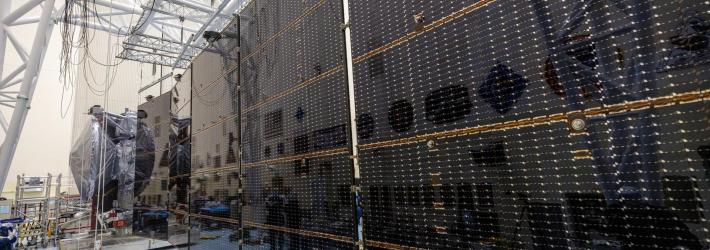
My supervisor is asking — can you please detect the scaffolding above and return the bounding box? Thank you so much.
[12,174,62,248]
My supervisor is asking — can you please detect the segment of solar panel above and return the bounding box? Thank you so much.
[351,0,709,249]
[172,0,710,249]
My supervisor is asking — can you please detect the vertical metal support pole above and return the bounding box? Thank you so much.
[44,174,52,227]
[14,175,20,216]
[339,0,363,248]
[55,174,62,226]
[235,15,244,250]
[187,62,194,249]
[340,0,360,185]
[0,0,10,80]
[0,0,56,194]
[56,173,62,197]
[160,65,164,93]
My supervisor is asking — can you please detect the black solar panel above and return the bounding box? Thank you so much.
[156,0,710,249]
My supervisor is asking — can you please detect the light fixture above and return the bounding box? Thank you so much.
[203,31,223,43]
[203,30,238,43]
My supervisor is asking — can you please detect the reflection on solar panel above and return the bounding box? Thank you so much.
[158,0,710,249]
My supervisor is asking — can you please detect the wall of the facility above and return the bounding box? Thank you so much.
[0,2,76,197]
[158,0,710,249]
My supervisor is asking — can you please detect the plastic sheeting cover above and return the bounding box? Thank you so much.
[69,113,155,211]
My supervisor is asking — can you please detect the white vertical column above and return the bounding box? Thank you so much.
[341,0,359,181]
[340,0,363,248]
[0,0,11,81]
[0,0,56,193]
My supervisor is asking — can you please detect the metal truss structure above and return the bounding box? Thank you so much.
[117,0,246,69]
[0,0,250,193]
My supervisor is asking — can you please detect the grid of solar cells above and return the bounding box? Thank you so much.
[350,0,709,249]
[135,92,172,240]
[160,0,710,249]
[184,17,241,248]
[240,0,356,248]
[178,0,359,248]
[164,66,194,247]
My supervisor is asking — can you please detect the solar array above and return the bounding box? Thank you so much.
[137,0,710,249]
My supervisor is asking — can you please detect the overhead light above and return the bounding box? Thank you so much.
[203,30,238,43]
[203,31,222,43]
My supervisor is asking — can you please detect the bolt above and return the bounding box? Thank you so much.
[571,118,586,131]
[427,140,436,149]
